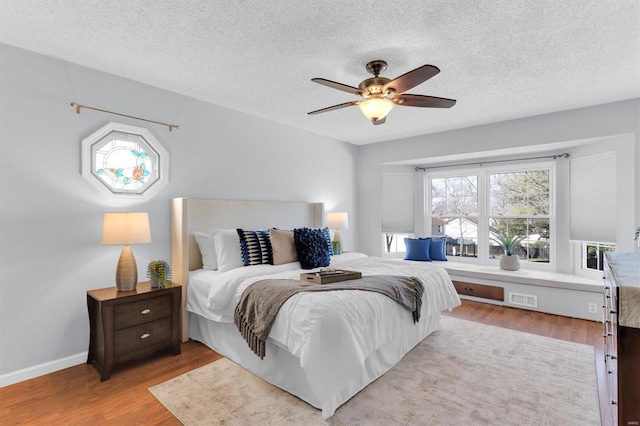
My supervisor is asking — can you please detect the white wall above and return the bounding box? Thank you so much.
[0,44,358,382]
[357,99,640,258]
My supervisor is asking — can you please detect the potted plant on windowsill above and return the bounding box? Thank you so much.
[491,234,524,271]
[147,260,171,288]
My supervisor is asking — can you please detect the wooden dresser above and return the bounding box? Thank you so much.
[87,282,181,381]
[603,252,640,426]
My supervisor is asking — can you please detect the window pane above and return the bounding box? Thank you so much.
[489,218,550,263]
[94,136,157,192]
[583,242,616,271]
[490,170,549,215]
[431,175,477,215]
[383,233,414,253]
[441,217,478,258]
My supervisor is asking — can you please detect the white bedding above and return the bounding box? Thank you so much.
[186,253,461,418]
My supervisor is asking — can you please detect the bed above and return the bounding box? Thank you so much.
[171,198,461,418]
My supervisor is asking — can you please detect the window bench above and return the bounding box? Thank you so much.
[443,262,603,321]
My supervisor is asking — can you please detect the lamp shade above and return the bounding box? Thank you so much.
[102,212,151,245]
[327,212,349,230]
[358,97,394,121]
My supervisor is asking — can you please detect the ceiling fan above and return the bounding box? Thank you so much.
[308,60,456,125]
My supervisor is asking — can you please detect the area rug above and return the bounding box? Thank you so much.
[149,316,599,425]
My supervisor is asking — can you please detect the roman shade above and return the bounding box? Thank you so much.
[381,173,415,233]
[569,151,616,243]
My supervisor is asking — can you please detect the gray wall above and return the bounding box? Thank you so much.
[357,99,640,258]
[0,44,358,379]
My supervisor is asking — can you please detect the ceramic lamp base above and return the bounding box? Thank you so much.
[115,245,138,291]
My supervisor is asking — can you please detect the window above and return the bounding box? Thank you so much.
[488,170,550,264]
[581,242,616,271]
[383,233,415,254]
[81,122,168,199]
[426,164,553,266]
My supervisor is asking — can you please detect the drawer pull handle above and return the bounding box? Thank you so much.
[140,333,151,339]
[464,287,473,291]
[141,309,151,315]
[610,310,616,314]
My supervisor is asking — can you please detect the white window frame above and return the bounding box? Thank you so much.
[424,161,556,270]
[81,122,169,200]
[573,241,616,279]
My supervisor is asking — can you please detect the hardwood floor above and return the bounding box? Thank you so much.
[444,299,604,348]
[1,300,603,425]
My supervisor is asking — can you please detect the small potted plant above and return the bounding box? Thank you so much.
[491,233,524,271]
[147,260,171,288]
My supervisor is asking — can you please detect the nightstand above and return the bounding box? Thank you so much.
[86,282,181,381]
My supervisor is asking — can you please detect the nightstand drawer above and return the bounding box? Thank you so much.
[114,295,171,329]
[114,318,172,355]
[453,281,504,301]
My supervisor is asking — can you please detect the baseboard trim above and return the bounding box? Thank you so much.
[0,352,87,388]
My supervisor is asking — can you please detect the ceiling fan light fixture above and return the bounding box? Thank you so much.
[358,97,394,121]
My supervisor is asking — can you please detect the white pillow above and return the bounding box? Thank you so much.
[194,231,217,270]
[213,228,244,272]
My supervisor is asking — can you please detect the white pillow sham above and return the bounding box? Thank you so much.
[194,231,218,270]
[213,228,244,272]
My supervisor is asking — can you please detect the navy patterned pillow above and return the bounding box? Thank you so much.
[322,227,334,256]
[237,229,273,266]
[294,227,331,269]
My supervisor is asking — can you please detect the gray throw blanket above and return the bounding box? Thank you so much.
[234,275,425,359]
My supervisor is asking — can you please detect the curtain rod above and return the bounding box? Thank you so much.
[70,102,180,132]
[414,152,569,171]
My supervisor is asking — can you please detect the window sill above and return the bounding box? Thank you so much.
[443,261,602,292]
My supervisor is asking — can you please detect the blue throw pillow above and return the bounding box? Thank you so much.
[237,229,273,266]
[294,227,331,269]
[429,237,447,261]
[322,227,334,256]
[404,238,432,261]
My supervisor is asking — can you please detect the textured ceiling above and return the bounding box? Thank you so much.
[1,0,638,145]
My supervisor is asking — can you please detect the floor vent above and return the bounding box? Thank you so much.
[509,292,538,308]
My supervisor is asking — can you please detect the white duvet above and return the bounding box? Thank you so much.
[187,253,461,416]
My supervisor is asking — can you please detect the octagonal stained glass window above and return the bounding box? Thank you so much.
[81,122,168,199]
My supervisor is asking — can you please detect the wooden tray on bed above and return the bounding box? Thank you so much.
[300,270,362,284]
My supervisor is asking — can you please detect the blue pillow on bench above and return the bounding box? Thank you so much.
[429,237,447,261]
[404,238,432,261]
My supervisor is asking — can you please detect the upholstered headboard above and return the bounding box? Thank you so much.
[171,198,324,341]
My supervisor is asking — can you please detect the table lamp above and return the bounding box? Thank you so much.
[102,212,151,291]
[327,212,349,255]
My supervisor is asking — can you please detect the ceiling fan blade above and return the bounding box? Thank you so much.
[393,94,456,108]
[372,117,386,125]
[311,78,362,95]
[307,101,358,115]
[384,65,440,94]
